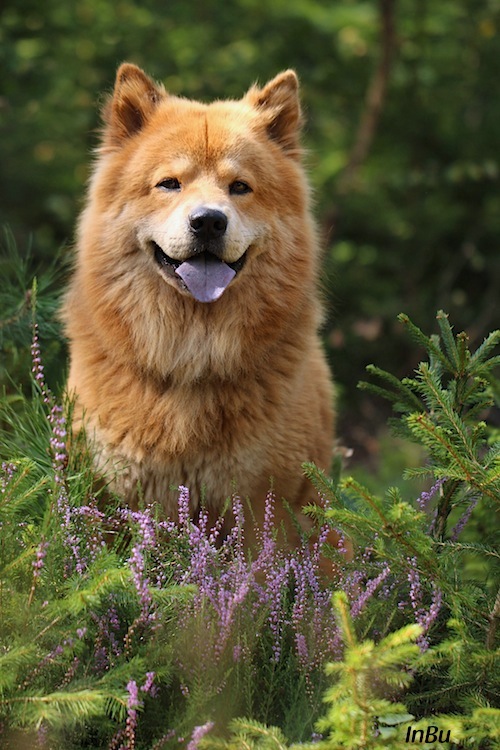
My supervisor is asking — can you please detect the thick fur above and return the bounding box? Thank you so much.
[62,64,336,543]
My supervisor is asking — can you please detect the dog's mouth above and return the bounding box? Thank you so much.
[152,242,247,303]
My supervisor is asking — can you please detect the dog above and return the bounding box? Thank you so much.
[62,63,338,547]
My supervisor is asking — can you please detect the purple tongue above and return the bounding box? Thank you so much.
[175,254,236,303]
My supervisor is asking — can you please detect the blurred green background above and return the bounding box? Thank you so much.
[1,0,499,463]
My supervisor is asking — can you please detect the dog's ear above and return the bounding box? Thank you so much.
[101,63,166,150]
[246,71,302,157]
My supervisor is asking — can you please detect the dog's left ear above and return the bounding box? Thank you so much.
[246,71,302,157]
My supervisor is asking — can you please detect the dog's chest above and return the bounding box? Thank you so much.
[95,433,267,515]
[89,378,278,511]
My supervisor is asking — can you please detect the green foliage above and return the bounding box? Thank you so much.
[201,718,290,750]
[360,311,500,542]
[309,593,420,749]
[1,251,499,747]
[0,463,142,733]
[313,315,500,720]
[202,592,499,749]
[0,228,65,391]
[414,611,500,717]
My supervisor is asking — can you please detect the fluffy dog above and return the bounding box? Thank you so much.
[63,63,337,544]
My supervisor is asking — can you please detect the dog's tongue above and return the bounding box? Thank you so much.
[175,254,236,303]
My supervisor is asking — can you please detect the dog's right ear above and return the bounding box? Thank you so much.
[101,63,166,150]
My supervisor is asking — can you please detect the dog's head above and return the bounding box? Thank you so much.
[91,63,308,304]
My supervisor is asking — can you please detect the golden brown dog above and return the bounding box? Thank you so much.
[62,63,336,545]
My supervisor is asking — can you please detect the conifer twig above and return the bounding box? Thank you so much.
[0,289,32,329]
[486,588,500,650]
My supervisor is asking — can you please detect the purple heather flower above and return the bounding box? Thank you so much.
[295,632,309,667]
[416,477,446,511]
[336,532,349,556]
[31,323,52,405]
[31,329,98,573]
[416,585,443,652]
[60,656,80,687]
[175,490,257,665]
[124,507,159,627]
[1,461,18,494]
[151,730,178,748]
[178,485,191,527]
[129,545,150,610]
[127,679,140,709]
[141,671,155,694]
[263,560,290,663]
[30,333,99,576]
[289,557,308,667]
[32,540,49,576]
[187,722,215,750]
[169,485,349,688]
[91,603,122,673]
[116,680,141,750]
[350,566,391,619]
[451,497,478,540]
[406,559,442,651]
[407,558,424,619]
[128,508,157,548]
[28,540,49,605]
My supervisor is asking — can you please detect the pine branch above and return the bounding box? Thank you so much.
[436,310,461,372]
[486,588,500,650]
[0,646,38,693]
[3,687,123,729]
[469,330,500,371]
[397,313,452,370]
[359,365,423,413]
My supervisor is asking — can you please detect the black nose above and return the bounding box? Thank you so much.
[189,208,228,240]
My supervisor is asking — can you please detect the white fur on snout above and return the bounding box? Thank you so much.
[138,201,262,263]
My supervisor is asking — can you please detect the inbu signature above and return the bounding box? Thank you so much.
[405,725,451,744]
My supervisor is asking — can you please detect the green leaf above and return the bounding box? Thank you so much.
[378,712,415,726]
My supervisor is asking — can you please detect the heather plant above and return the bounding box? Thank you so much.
[1,279,499,749]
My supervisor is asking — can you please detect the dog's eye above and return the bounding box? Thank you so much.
[156,178,181,191]
[229,180,252,195]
